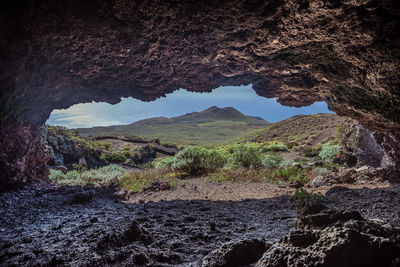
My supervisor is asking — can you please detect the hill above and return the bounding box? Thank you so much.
[75,106,270,146]
[239,113,347,148]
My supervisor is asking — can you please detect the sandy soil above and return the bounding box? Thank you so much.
[1,179,399,266]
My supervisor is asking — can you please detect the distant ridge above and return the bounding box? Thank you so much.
[76,106,269,145]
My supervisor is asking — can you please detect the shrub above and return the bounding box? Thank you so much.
[118,168,177,192]
[261,154,282,168]
[155,157,175,169]
[172,146,226,174]
[295,188,323,203]
[279,159,294,168]
[49,164,127,186]
[121,147,132,158]
[231,144,262,168]
[264,142,288,152]
[312,167,329,175]
[286,141,299,150]
[302,147,320,157]
[318,144,340,162]
[94,140,112,151]
[272,166,305,184]
[101,152,127,163]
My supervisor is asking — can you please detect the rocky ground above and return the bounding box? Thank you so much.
[1,179,399,266]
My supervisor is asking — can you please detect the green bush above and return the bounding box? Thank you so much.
[121,147,132,158]
[302,147,314,157]
[295,188,323,203]
[231,144,262,168]
[261,154,282,168]
[49,164,127,186]
[94,140,112,151]
[318,144,340,162]
[101,152,127,163]
[279,159,294,168]
[264,142,288,152]
[172,146,226,174]
[155,157,176,169]
[272,166,305,184]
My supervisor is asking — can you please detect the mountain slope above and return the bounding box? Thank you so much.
[239,113,347,148]
[76,106,269,146]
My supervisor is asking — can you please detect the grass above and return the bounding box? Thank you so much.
[50,164,180,193]
[75,107,269,146]
[118,168,180,192]
[238,113,347,150]
[49,164,127,186]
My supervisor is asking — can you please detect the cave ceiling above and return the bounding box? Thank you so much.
[0,0,399,187]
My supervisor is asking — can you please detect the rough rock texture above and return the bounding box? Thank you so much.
[255,203,400,267]
[340,121,388,168]
[201,238,268,267]
[130,144,157,164]
[1,0,400,187]
[0,184,297,266]
[45,127,107,170]
[0,124,49,191]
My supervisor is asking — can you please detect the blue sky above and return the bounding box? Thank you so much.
[47,84,334,128]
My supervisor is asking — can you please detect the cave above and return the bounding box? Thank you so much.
[1,0,400,189]
[1,1,400,265]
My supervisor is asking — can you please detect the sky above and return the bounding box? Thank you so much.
[47,84,334,128]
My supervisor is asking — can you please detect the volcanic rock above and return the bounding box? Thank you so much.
[201,238,268,267]
[255,203,400,267]
[1,0,400,187]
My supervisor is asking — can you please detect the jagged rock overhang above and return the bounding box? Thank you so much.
[0,0,399,188]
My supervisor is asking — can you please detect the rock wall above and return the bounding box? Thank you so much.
[0,123,49,191]
[0,0,399,187]
[45,127,107,170]
[340,120,400,169]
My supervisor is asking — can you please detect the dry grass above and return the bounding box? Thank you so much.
[118,168,180,192]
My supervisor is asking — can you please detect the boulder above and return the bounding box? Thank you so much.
[340,122,388,168]
[255,203,400,267]
[201,239,268,267]
[70,190,95,204]
[308,175,330,187]
[45,127,107,170]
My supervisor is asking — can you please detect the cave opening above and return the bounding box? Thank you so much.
[1,0,400,265]
[41,83,392,191]
[43,84,337,172]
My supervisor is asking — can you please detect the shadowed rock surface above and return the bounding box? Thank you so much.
[1,182,399,266]
[1,0,400,187]
[0,184,297,266]
[255,202,400,267]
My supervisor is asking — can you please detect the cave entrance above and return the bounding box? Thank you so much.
[47,84,333,128]
[44,83,390,192]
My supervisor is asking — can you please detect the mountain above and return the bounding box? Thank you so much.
[75,106,270,146]
[239,113,347,148]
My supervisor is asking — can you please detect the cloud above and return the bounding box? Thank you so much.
[47,85,333,128]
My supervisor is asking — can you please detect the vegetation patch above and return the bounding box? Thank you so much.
[118,168,179,192]
[49,164,127,186]
[318,143,341,162]
[47,125,112,151]
[295,188,324,203]
[101,152,127,163]
[172,146,227,174]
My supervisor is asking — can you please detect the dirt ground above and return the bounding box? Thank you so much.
[1,179,399,266]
